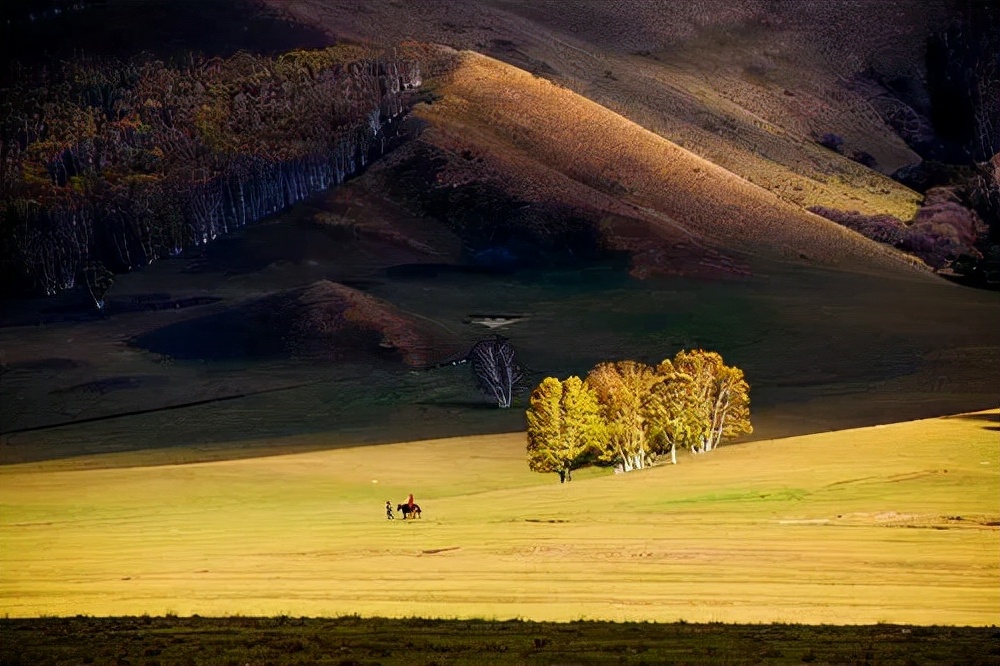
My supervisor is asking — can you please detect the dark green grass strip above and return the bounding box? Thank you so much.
[2,616,998,665]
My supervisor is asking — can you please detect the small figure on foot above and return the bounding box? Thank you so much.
[385,500,394,520]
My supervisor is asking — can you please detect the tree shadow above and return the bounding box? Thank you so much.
[944,412,1000,431]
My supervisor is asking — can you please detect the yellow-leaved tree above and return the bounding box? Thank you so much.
[526,376,605,482]
[668,350,752,452]
[585,361,660,471]
[527,351,751,477]
[644,368,712,465]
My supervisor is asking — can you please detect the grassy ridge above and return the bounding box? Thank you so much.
[413,51,924,275]
[278,2,927,219]
[2,616,998,665]
[1,411,997,624]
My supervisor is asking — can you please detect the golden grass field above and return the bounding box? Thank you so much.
[2,410,997,625]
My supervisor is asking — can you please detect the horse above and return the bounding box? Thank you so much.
[397,503,421,519]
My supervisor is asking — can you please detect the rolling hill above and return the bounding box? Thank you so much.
[275,0,944,218]
[1,0,997,471]
[381,47,928,279]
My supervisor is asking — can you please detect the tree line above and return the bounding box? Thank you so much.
[526,350,751,481]
[0,46,421,304]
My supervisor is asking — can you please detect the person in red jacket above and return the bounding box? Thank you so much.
[407,493,415,511]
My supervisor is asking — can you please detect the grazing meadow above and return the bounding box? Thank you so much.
[2,410,996,625]
[3,1,999,662]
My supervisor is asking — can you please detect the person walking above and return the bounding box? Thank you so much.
[385,500,394,520]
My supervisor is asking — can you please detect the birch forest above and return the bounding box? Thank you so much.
[0,46,421,299]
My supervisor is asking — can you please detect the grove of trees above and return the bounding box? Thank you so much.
[0,45,421,302]
[526,349,751,481]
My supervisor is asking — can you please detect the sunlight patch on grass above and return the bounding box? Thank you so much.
[1,410,997,624]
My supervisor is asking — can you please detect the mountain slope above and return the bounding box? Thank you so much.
[275,0,940,221]
[384,49,927,277]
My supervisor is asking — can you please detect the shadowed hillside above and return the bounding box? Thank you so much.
[132,280,452,367]
[1,0,997,465]
[0,0,329,65]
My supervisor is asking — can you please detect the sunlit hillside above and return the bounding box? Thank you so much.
[2,410,996,624]
[277,0,938,220]
[397,49,926,277]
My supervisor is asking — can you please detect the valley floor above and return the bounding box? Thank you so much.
[1,410,997,625]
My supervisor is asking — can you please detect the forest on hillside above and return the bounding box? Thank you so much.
[0,46,421,301]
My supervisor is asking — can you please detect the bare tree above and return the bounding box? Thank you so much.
[468,335,524,408]
[80,260,115,312]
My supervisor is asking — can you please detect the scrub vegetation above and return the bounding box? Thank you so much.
[2,616,998,666]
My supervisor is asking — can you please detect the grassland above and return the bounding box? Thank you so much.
[2,410,997,625]
[410,50,923,276]
[3,4,997,660]
[278,0,932,221]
